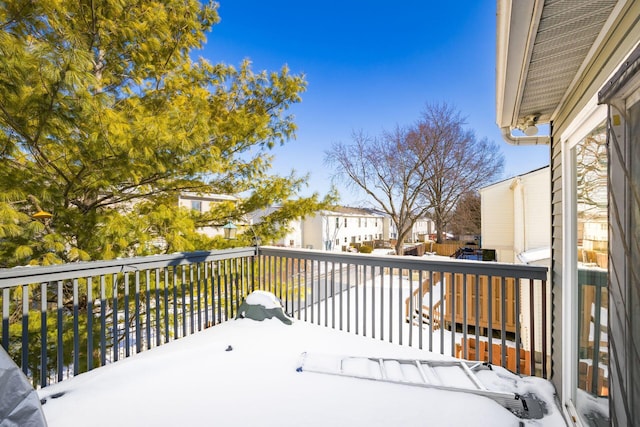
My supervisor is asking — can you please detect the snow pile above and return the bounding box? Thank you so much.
[245,290,283,309]
[38,291,566,427]
[236,291,292,324]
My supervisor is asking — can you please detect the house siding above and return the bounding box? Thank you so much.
[550,128,563,398]
[479,180,515,262]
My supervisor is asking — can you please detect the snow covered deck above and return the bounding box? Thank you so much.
[38,306,564,427]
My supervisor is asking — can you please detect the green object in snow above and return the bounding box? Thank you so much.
[235,300,293,325]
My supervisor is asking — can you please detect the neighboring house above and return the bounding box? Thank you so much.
[480,166,551,364]
[410,216,435,243]
[178,193,237,238]
[479,166,550,265]
[301,206,386,251]
[496,1,639,425]
[248,206,303,248]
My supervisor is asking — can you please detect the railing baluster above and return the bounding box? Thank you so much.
[163,267,170,343]
[397,268,402,345]
[214,261,221,325]
[269,256,274,295]
[331,261,336,329]
[462,273,468,360]
[451,273,457,357]
[310,259,315,324]
[474,274,480,361]
[155,268,161,346]
[145,270,152,350]
[189,264,195,334]
[429,270,435,351]
[515,277,521,375]
[112,274,118,362]
[181,265,187,338]
[124,273,130,357]
[87,277,94,371]
[363,264,367,337]
[541,279,548,378]
[418,270,424,350]
[439,272,444,354]
[21,284,29,376]
[57,280,64,381]
[371,264,376,339]
[2,288,9,351]
[487,275,493,364]
[233,258,239,318]
[346,262,351,332]
[500,276,506,368]
[135,271,141,354]
[40,282,48,388]
[408,269,413,347]
[173,266,180,338]
[73,278,79,375]
[323,260,328,327]
[355,264,359,335]
[338,262,343,330]
[100,276,106,367]
[197,263,202,331]
[529,277,536,376]
[297,258,302,321]
[203,262,209,328]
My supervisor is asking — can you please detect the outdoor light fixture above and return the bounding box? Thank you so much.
[520,114,540,136]
[223,221,237,240]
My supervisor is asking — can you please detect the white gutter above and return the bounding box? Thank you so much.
[500,126,550,146]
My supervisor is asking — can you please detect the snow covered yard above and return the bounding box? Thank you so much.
[37,292,565,427]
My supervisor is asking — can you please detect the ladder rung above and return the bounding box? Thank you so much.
[377,358,387,380]
[414,360,428,383]
[460,361,486,390]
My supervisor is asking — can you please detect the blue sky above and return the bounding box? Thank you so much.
[200,1,549,205]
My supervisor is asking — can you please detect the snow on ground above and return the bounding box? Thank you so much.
[38,292,566,427]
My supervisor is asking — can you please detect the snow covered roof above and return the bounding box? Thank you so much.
[38,293,564,427]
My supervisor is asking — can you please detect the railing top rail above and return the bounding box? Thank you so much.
[0,247,257,288]
[257,246,548,280]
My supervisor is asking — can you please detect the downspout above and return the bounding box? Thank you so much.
[501,126,550,145]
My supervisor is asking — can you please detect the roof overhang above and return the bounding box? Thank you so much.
[496,0,620,144]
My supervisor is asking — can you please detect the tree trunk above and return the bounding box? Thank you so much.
[394,238,404,256]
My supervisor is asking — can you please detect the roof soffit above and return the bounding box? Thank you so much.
[497,0,619,130]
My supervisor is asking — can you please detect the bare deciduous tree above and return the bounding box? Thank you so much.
[326,102,504,253]
[449,191,481,238]
[325,127,434,255]
[416,103,503,242]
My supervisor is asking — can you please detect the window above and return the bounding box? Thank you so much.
[573,123,608,423]
[344,218,347,227]
[191,200,202,212]
[344,237,347,243]
[336,217,339,228]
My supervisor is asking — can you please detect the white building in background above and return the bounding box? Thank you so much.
[178,196,433,253]
[479,166,550,265]
[302,207,385,251]
[178,193,238,238]
[247,206,303,248]
[479,166,551,358]
[410,217,434,243]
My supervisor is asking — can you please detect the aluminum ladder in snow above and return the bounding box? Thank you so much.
[296,353,543,419]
